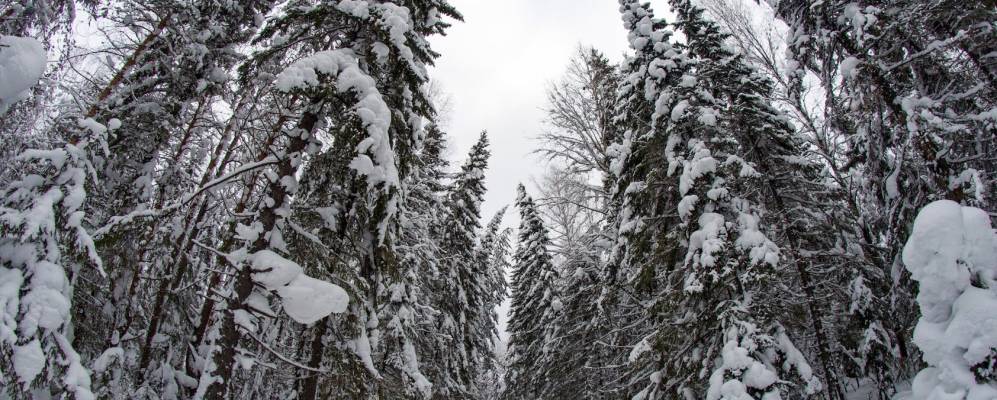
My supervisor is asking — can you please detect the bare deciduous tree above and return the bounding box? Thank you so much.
[536,46,620,184]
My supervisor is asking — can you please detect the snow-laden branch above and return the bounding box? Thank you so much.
[93,156,280,238]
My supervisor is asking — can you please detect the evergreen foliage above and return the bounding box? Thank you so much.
[1,0,994,399]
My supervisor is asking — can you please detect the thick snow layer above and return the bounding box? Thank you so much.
[400,340,432,398]
[679,142,718,196]
[671,99,690,121]
[275,49,400,192]
[685,212,726,273]
[20,259,71,338]
[698,106,719,126]
[277,274,349,325]
[247,250,349,324]
[678,195,699,221]
[0,267,24,344]
[902,200,997,400]
[706,336,781,400]
[839,56,861,79]
[0,35,46,113]
[735,213,780,267]
[776,329,822,394]
[13,339,45,388]
[249,250,303,290]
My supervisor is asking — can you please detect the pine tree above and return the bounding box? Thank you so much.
[503,184,562,399]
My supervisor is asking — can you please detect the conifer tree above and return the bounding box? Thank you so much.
[770,1,997,394]
[902,200,997,400]
[0,117,106,400]
[475,209,511,400]
[670,1,850,397]
[430,132,491,398]
[609,0,822,398]
[193,1,462,398]
[540,237,604,400]
[604,1,694,395]
[504,184,562,399]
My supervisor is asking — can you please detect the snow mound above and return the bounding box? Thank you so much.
[247,250,349,324]
[902,200,997,400]
[0,35,46,113]
[277,274,349,325]
[249,250,303,290]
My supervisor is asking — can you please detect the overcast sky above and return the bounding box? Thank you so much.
[427,0,668,347]
[430,0,669,224]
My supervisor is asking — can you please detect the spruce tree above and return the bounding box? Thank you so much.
[473,207,509,399]
[431,132,491,398]
[609,0,824,398]
[770,1,997,395]
[193,1,461,398]
[504,184,562,399]
[540,234,605,399]
[0,117,106,400]
[670,1,851,398]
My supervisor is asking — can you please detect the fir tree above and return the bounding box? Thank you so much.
[610,0,822,398]
[503,184,562,399]
[430,131,491,398]
[771,0,997,395]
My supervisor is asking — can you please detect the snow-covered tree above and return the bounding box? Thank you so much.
[132,1,460,398]
[767,1,997,395]
[4,1,995,399]
[503,184,562,399]
[0,118,105,400]
[537,47,621,184]
[431,132,491,398]
[605,0,826,398]
[473,207,510,399]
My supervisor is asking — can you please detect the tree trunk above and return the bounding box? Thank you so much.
[298,318,330,400]
[203,108,319,400]
[86,13,171,118]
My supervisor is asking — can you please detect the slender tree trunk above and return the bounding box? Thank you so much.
[298,318,330,400]
[203,108,319,400]
[137,96,246,373]
[86,13,171,118]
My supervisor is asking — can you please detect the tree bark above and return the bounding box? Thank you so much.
[86,13,171,118]
[203,108,319,400]
[298,318,330,400]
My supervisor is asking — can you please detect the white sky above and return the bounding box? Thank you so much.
[429,0,666,225]
[428,0,667,349]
